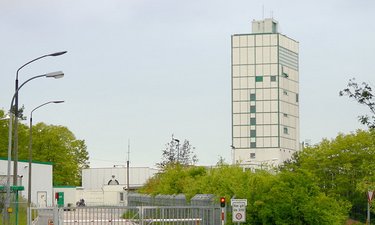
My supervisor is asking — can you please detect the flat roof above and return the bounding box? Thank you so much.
[0,158,53,165]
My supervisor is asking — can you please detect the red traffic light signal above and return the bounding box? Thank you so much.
[220,197,225,207]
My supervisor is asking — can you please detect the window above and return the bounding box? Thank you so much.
[283,127,289,134]
[296,93,299,103]
[283,113,288,117]
[250,142,256,148]
[271,76,277,82]
[250,93,256,101]
[119,193,124,202]
[250,130,256,137]
[250,153,256,159]
[283,90,288,95]
[255,76,263,82]
[250,117,256,125]
[250,106,256,113]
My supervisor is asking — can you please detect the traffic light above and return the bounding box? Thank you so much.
[220,197,225,207]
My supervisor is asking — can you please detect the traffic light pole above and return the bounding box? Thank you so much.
[220,197,226,225]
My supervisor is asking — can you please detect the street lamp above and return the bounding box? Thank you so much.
[173,138,180,163]
[13,51,67,186]
[28,100,64,208]
[4,71,64,224]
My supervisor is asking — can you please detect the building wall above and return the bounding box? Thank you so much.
[53,187,77,206]
[52,167,158,207]
[0,159,53,206]
[231,19,299,166]
[82,167,158,190]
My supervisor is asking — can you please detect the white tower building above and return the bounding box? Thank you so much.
[231,18,299,167]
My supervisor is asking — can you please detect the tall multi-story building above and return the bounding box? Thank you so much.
[231,18,299,167]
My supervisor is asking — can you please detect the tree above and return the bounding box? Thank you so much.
[283,130,375,221]
[340,79,375,129]
[0,110,89,186]
[140,164,349,224]
[28,123,89,185]
[0,111,9,153]
[157,135,198,168]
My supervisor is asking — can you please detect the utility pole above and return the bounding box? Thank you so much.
[127,139,130,195]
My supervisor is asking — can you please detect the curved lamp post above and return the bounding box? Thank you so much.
[28,100,64,208]
[4,71,64,224]
[13,51,67,186]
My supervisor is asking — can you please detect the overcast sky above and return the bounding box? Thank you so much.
[1,0,374,168]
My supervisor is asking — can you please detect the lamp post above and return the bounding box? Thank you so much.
[173,138,180,163]
[13,51,67,186]
[28,100,64,208]
[4,71,64,224]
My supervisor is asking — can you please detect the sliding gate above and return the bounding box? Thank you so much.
[29,205,223,225]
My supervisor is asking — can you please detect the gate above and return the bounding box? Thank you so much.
[29,205,223,225]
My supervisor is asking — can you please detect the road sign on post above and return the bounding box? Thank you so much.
[231,199,247,223]
[368,190,374,202]
[367,190,374,225]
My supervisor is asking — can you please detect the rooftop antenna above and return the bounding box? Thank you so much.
[262,5,264,19]
[270,10,274,19]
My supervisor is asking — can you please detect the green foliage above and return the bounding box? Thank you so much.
[157,135,198,169]
[340,79,375,129]
[0,109,89,186]
[249,170,349,225]
[140,164,348,224]
[140,164,206,199]
[283,130,375,221]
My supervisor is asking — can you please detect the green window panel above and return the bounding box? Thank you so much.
[250,142,256,148]
[250,106,256,113]
[250,130,256,137]
[250,117,256,125]
[255,76,263,82]
[250,93,256,101]
[271,76,277,82]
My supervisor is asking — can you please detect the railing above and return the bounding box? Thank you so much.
[29,205,223,225]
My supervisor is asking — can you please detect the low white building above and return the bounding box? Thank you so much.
[0,158,53,206]
[53,167,158,206]
[82,167,158,190]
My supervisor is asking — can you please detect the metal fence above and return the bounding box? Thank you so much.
[128,193,217,207]
[29,205,223,225]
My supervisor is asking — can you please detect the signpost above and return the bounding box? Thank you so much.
[231,199,247,223]
[368,190,374,225]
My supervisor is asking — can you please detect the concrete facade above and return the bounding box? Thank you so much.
[231,18,300,167]
[53,167,158,206]
[0,158,53,206]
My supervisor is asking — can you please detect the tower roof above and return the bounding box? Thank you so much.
[252,18,278,34]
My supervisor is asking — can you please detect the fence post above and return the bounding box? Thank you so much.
[53,205,59,225]
[138,206,144,225]
[27,206,30,225]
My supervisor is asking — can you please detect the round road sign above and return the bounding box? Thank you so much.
[235,213,242,220]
